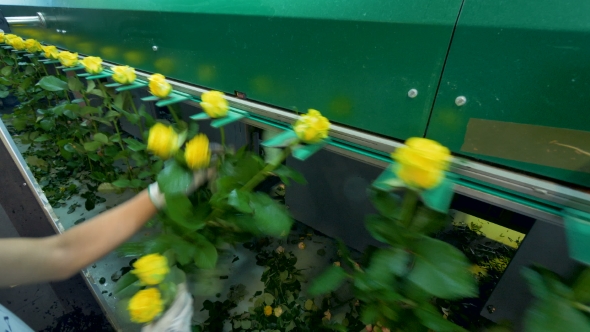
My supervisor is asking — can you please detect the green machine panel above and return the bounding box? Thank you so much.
[427,0,590,186]
[2,0,463,140]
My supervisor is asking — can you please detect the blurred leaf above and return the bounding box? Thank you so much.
[67,76,83,92]
[371,247,411,277]
[39,118,55,131]
[1,66,12,76]
[410,206,449,235]
[227,189,253,213]
[84,141,102,152]
[365,215,413,245]
[112,178,131,188]
[369,188,401,220]
[249,193,293,237]
[86,79,96,93]
[414,303,467,332]
[193,234,218,269]
[273,165,307,185]
[360,303,379,325]
[37,75,67,91]
[407,236,477,299]
[94,133,109,144]
[524,294,590,332]
[165,193,206,231]
[574,268,590,303]
[114,272,139,295]
[308,266,347,296]
[123,138,146,152]
[34,134,50,142]
[157,161,193,195]
[98,182,118,194]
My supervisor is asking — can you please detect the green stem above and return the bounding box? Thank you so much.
[126,91,145,134]
[112,119,133,180]
[80,89,91,106]
[242,146,291,192]
[166,105,181,124]
[575,302,590,314]
[220,127,226,147]
[400,189,419,228]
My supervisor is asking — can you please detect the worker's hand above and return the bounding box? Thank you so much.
[141,283,193,332]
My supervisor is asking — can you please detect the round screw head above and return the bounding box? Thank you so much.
[61,30,66,34]
[56,29,61,33]
[152,45,158,51]
[408,89,418,98]
[455,96,467,106]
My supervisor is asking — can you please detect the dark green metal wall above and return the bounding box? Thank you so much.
[2,0,463,140]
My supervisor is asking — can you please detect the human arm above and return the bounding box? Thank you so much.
[0,189,157,287]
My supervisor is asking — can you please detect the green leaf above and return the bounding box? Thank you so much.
[98,182,119,194]
[407,236,477,299]
[360,303,379,325]
[114,92,125,109]
[94,133,109,144]
[524,295,590,332]
[168,236,197,266]
[139,106,155,127]
[12,118,27,131]
[26,155,47,167]
[86,79,96,93]
[304,299,314,311]
[0,90,9,98]
[84,141,102,152]
[165,194,194,226]
[114,271,139,294]
[67,76,83,92]
[34,134,50,142]
[414,304,467,332]
[365,214,413,245]
[370,248,411,277]
[307,266,347,296]
[80,106,101,115]
[273,165,307,185]
[248,193,293,237]
[227,190,253,213]
[241,320,252,329]
[193,234,218,269]
[1,66,12,76]
[112,178,131,188]
[573,268,590,303]
[410,206,449,235]
[263,293,275,305]
[157,161,193,195]
[369,188,401,220]
[123,138,146,152]
[37,75,68,91]
[105,110,120,120]
[39,118,55,131]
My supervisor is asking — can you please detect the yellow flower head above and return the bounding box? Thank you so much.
[127,288,164,323]
[80,56,103,74]
[112,65,136,84]
[391,137,451,189]
[200,90,228,118]
[147,123,179,159]
[4,34,18,46]
[264,306,273,316]
[24,39,42,53]
[0,32,4,43]
[131,253,170,285]
[148,73,172,98]
[41,45,59,59]
[293,109,331,144]
[11,37,26,51]
[184,134,210,170]
[274,306,283,317]
[57,51,79,67]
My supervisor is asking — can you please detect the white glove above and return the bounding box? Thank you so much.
[148,168,216,209]
[141,283,193,332]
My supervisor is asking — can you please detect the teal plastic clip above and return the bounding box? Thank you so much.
[116,82,148,92]
[62,65,85,72]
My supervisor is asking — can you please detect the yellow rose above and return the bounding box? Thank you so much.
[264,306,273,316]
[127,288,164,323]
[11,37,26,51]
[148,73,172,98]
[57,51,79,67]
[80,56,103,74]
[4,34,17,46]
[24,39,42,53]
[131,253,170,285]
[200,90,228,118]
[184,134,210,170]
[274,306,283,317]
[147,123,179,159]
[0,32,5,43]
[391,137,451,189]
[41,45,59,59]
[112,65,136,84]
[293,109,331,144]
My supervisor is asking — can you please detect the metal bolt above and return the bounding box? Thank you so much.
[152,45,158,52]
[61,30,66,34]
[455,96,467,106]
[23,182,26,186]
[56,29,61,33]
[407,89,418,98]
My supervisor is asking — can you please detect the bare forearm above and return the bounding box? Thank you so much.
[0,190,157,287]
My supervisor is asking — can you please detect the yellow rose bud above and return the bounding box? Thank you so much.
[11,37,26,51]
[274,306,283,317]
[200,90,228,118]
[80,56,103,74]
[131,253,170,285]
[24,39,42,53]
[127,288,164,323]
[4,34,18,46]
[391,137,450,189]
[42,45,59,59]
[112,65,136,84]
[0,32,4,43]
[57,51,79,67]
[293,109,331,144]
[184,134,210,170]
[263,306,273,316]
[148,73,172,98]
[147,123,179,159]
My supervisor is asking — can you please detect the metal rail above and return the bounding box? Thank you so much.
[5,12,46,28]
